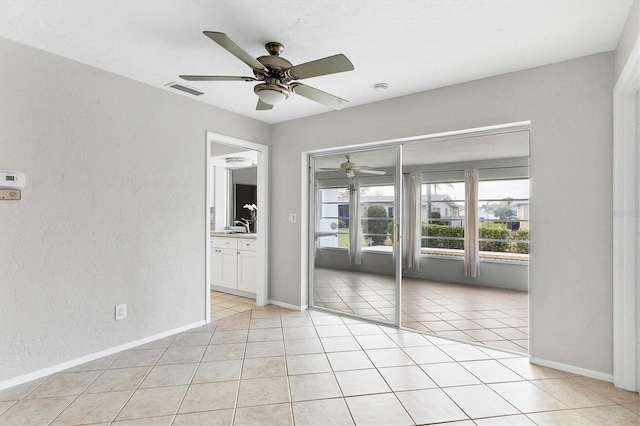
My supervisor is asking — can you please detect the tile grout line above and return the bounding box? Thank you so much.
[107,334,178,425]
[45,348,127,426]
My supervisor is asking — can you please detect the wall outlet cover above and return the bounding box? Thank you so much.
[288,214,296,223]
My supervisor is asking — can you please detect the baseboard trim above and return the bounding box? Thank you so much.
[268,300,307,311]
[0,320,207,390]
[529,357,613,383]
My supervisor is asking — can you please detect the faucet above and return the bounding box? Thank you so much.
[233,219,251,233]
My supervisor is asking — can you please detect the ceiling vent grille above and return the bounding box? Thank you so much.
[165,82,204,96]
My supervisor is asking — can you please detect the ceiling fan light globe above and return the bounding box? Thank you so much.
[254,84,289,105]
[257,89,287,105]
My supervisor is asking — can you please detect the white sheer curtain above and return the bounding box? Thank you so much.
[464,169,480,277]
[348,176,362,265]
[403,172,422,269]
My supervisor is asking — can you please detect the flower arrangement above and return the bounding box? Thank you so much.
[243,203,257,231]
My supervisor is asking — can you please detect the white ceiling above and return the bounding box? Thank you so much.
[0,0,632,124]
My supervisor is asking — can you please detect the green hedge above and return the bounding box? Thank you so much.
[422,224,464,249]
[384,222,530,254]
[420,223,529,254]
[511,229,530,254]
[479,227,510,252]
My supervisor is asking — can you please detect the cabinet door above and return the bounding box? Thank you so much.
[237,250,257,293]
[211,248,238,289]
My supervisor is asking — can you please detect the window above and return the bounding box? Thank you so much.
[319,178,530,261]
[477,179,529,261]
[422,182,465,257]
[360,185,394,248]
[421,178,530,262]
[316,187,348,248]
[317,185,394,250]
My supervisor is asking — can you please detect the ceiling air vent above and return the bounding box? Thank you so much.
[165,81,204,96]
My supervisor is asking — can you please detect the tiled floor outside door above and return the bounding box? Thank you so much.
[314,268,529,353]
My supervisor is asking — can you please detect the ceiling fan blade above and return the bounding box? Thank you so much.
[289,83,349,110]
[179,75,256,82]
[203,31,267,71]
[318,168,343,171]
[357,169,386,175]
[287,54,354,80]
[256,99,273,111]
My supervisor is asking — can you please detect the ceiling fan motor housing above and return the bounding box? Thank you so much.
[255,54,293,83]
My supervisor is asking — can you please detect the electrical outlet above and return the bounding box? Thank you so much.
[288,214,296,224]
[115,304,127,320]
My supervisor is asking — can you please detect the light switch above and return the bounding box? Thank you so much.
[288,214,297,224]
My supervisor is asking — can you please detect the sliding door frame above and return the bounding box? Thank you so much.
[303,121,531,331]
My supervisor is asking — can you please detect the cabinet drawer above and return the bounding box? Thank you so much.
[211,237,238,249]
[238,239,257,251]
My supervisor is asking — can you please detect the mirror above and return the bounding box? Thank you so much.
[210,146,258,232]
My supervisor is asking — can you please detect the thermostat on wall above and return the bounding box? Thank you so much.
[0,171,26,189]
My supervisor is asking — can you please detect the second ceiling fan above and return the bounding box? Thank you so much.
[180,31,354,111]
[319,155,386,178]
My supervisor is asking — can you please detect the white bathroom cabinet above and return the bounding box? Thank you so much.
[211,236,257,297]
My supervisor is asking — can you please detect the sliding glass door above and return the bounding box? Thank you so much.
[307,128,530,355]
[309,146,402,326]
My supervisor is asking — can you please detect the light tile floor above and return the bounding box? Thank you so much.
[314,268,529,353]
[1,306,638,425]
[211,290,256,320]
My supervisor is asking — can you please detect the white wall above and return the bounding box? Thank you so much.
[271,52,614,375]
[614,0,639,81]
[0,38,270,382]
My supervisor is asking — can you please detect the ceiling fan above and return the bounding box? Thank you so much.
[319,155,387,178]
[179,31,354,111]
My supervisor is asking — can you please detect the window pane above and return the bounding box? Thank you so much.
[317,188,344,248]
[422,182,465,257]
[361,186,394,248]
[477,179,529,260]
[478,179,529,200]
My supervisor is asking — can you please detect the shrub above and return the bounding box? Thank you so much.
[511,228,530,254]
[421,224,465,249]
[363,205,389,245]
[338,219,347,228]
[479,227,510,252]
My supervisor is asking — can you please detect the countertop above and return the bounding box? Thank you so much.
[211,232,257,239]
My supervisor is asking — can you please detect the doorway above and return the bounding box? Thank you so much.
[205,131,269,323]
[307,124,530,354]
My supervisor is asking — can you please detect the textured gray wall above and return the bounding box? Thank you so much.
[271,52,614,375]
[0,38,270,382]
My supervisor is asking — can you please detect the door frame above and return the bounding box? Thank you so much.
[612,37,639,392]
[205,131,269,321]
